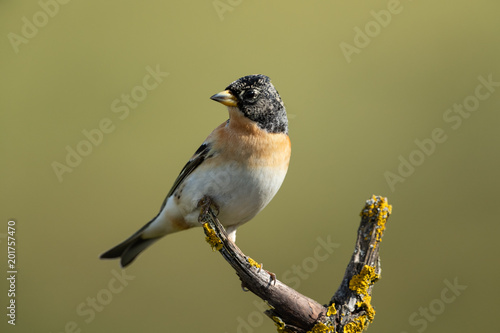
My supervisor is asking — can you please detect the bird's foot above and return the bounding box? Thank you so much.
[247,257,277,286]
[197,195,220,223]
[266,270,277,286]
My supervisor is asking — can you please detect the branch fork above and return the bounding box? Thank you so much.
[198,195,392,333]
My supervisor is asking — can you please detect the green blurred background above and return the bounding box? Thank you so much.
[1,1,499,332]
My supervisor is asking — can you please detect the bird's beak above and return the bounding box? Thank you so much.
[210,90,238,107]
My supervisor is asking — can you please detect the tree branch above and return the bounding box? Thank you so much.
[198,195,392,333]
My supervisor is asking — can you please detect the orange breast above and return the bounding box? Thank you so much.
[209,108,291,170]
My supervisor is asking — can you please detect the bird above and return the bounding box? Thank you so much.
[100,74,291,267]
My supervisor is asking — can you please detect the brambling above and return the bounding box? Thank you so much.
[100,74,291,267]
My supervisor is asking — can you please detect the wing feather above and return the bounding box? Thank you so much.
[161,142,213,209]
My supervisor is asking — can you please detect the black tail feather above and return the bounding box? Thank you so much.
[100,234,159,267]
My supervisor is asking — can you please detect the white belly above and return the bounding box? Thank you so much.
[176,162,287,228]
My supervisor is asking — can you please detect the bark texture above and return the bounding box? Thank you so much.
[199,195,392,333]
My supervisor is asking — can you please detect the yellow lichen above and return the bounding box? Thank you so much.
[349,266,378,326]
[326,303,337,316]
[356,296,375,322]
[247,257,262,269]
[308,321,336,333]
[203,223,222,251]
[360,195,392,243]
[349,265,379,297]
[272,316,287,333]
[343,316,368,333]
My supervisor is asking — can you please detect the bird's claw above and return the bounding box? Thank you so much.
[266,270,277,286]
[241,282,250,292]
[198,196,220,223]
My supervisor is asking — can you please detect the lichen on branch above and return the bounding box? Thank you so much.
[198,195,392,333]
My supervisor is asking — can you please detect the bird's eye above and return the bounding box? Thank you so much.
[242,89,260,101]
